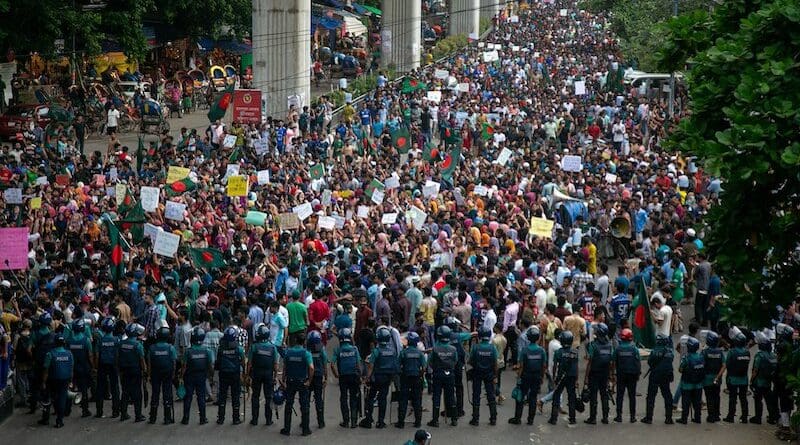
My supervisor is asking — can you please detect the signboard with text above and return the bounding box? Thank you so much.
[233,89,262,124]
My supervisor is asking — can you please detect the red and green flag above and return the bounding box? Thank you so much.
[166,177,197,197]
[631,281,655,348]
[481,122,495,141]
[391,127,411,153]
[440,147,461,181]
[443,126,461,146]
[207,84,234,123]
[422,142,439,162]
[310,163,325,180]
[120,201,145,244]
[189,247,227,270]
[136,136,145,172]
[364,178,385,199]
[107,218,125,284]
[401,77,427,94]
[117,187,135,215]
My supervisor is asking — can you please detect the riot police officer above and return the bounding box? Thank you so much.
[148,326,177,424]
[39,333,73,428]
[307,330,328,428]
[583,323,613,424]
[642,334,674,424]
[361,327,399,429]
[95,317,120,418]
[428,325,458,427]
[468,326,497,426]
[774,323,795,435]
[510,326,544,425]
[397,331,426,429]
[281,332,314,436]
[217,326,245,425]
[750,332,778,424]
[247,323,279,426]
[677,336,704,424]
[613,328,640,423]
[331,327,362,429]
[68,318,95,418]
[181,327,213,425]
[701,330,723,423]
[549,330,579,425]
[446,317,470,418]
[717,328,750,423]
[118,323,146,422]
[31,312,54,415]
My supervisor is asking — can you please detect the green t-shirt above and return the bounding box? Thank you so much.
[287,301,308,334]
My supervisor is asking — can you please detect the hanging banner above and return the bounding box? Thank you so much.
[233,89,262,124]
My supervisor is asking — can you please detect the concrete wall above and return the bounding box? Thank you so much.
[381,0,422,73]
[449,0,480,38]
[480,0,501,20]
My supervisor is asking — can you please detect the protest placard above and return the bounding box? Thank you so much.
[530,217,555,239]
[561,155,583,172]
[223,135,237,148]
[293,202,313,221]
[153,231,180,258]
[245,211,268,226]
[140,186,159,212]
[381,213,398,225]
[166,166,190,184]
[227,175,248,197]
[257,170,270,185]
[3,188,22,204]
[278,212,300,230]
[371,189,385,205]
[317,216,336,230]
[165,201,186,221]
[0,227,29,270]
[357,205,370,219]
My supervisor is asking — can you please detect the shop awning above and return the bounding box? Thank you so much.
[360,4,382,15]
[339,11,368,36]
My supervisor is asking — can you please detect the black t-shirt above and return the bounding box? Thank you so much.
[357,327,375,360]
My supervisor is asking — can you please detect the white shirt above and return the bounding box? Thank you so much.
[107,109,120,127]
[547,339,562,377]
[612,123,626,142]
[483,309,497,341]
[655,305,673,337]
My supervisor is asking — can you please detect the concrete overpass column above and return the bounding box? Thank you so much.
[381,0,422,73]
[449,0,480,37]
[480,0,501,20]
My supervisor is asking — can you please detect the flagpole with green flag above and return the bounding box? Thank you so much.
[631,280,655,349]
[207,84,235,123]
[136,136,145,172]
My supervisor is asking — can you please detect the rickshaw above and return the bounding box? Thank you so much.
[188,69,210,109]
[224,65,237,86]
[175,71,194,96]
[139,99,170,134]
[209,65,227,90]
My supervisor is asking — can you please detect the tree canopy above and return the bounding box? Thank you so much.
[657,0,800,325]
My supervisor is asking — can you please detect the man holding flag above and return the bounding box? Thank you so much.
[631,280,655,349]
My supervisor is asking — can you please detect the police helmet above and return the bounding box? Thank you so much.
[704,330,720,348]
[656,334,671,347]
[478,326,492,341]
[376,327,391,344]
[255,323,270,342]
[39,312,53,327]
[101,317,115,333]
[776,323,794,341]
[157,326,171,341]
[190,327,206,345]
[125,323,138,337]
[307,330,323,346]
[54,333,66,347]
[686,336,700,353]
[338,327,353,343]
[133,323,145,337]
[731,331,747,347]
[558,330,573,346]
[594,322,609,340]
[273,388,286,405]
[407,331,420,347]
[445,317,460,331]
[619,328,633,342]
[223,326,238,342]
[755,331,772,351]
[72,318,86,333]
[526,326,541,343]
[436,325,452,342]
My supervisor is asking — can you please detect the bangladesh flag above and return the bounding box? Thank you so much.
[310,163,325,180]
[391,127,411,153]
[631,281,655,349]
[117,187,135,215]
[440,147,461,181]
[189,247,227,270]
[120,201,145,244]
[107,218,125,284]
[481,122,495,141]
[443,126,461,146]
[542,63,551,85]
[207,84,234,123]
[166,177,197,197]
[422,142,439,162]
[136,136,145,172]
[401,77,427,93]
[364,178,385,199]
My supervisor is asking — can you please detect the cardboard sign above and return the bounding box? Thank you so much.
[604,172,618,183]
[483,51,499,62]
[422,181,440,199]
[115,184,127,206]
[381,213,398,225]
[496,148,513,166]
[317,216,336,231]
[561,155,583,172]
[0,227,29,270]
[29,197,42,209]
[165,201,186,221]
[257,170,270,185]
[245,210,268,226]
[278,212,300,230]
[223,134,237,148]
[574,80,586,96]
[357,205,370,219]
[255,139,269,155]
[140,186,160,212]
[474,185,489,196]
[153,231,180,258]
[35,176,49,186]
[332,215,346,229]
[3,188,22,204]
[143,223,162,241]
[409,206,427,228]
[530,217,555,239]
[227,175,248,197]
[457,83,470,93]
[371,189,385,205]
[293,202,313,221]
[434,69,449,79]
[384,174,400,190]
[166,166,190,184]
[426,91,442,103]
[224,164,240,180]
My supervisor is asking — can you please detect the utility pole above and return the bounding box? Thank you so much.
[668,0,678,118]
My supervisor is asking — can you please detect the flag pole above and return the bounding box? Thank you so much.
[102,214,133,250]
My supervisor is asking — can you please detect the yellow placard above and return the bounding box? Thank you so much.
[227,175,248,197]
[30,197,42,209]
[530,217,554,239]
[166,166,190,184]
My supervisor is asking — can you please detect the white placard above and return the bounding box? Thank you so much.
[293,202,313,221]
[115,184,127,206]
[321,189,332,206]
[605,173,618,183]
[224,163,240,182]
[3,188,22,204]
[457,83,470,93]
[496,148,513,166]
[574,80,586,96]
[357,205,370,219]
[140,186,160,212]
[511,45,520,52]
[257,170,270,185]
[559,8,568,16]
[332,215,346,229]
[434,69,449,79]
[165,201,186,221]
[381,213,398,225]
[453,189,466,206]
[255,139,268,155]
[143,223,162,241]
[371,189,385,205]
[474,185,489,196]
[345,209,354,221]
[109,167,118,182]
[483,51,499,62]
[561,155,583,172]
[422,181,440,198]
[384,174,400,190]
[510,15,519,23]
[153,231,180,258]
[426,91,442,103]
[317,216,336,231]
[35,176,49,186]
[409,206,427,228]
[223,134,237,148]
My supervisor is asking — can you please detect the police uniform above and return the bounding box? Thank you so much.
[96,331,121,417]
[451,331,468,417]
[513,343,545,424]
[363,342,399,428]
[31,325,55,413]
[41,345,73,427]
[148,340,177,424]
[397,345,426,428]
[643,339,674,424]
[701,344,724,422]
[429,341,458,426]
[67,331,94,416]
[723,346,750,422]
[775,335,795,429]
[751,348,778,424]
[117,336,145,421]
[309,344,328,428]
[468,339,498,425]
[182,344,212,424]
[678,352,704,423]
[248,340,278,425]
[549,345,579,424]
[282,345,313,436]
[585,339,614,423]
[333,341,362,428]
[216,339,245,424]
[613,340,641,422]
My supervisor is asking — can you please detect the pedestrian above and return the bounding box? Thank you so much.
[583,322,613,424]
[642,334,674,424]
[612,328,640,423]
[247,323,279,426]
[181,327,213,425]
[39,333,73,428]
[701,330,723,423]
[281,332,313,436]
[676,336,703,424]
[106,104,120,135]
[307,330,328,428]
[428,325,458,427]
[468,326,498,426]
[548,330,579,425]
[509,326,544,425]
[397,331,426,429]
[216,326,245,425]
[118,323,146,422]
[361,327,398,429]
[717,328,750,423]
[147,326,177,424]
[331,327,362,429]
[95,317,120,418]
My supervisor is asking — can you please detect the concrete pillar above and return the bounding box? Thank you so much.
[449,0,480,38]
[381,0,422,73]
[252,0,311,117]
[480,0,501,20]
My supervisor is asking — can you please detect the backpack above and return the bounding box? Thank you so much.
[545,318,558,342]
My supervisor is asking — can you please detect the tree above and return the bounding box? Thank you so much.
[656,0,800,326]
[155,0,251,40]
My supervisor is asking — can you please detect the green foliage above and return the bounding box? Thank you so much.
[155,0,251,40]
[657,0,800,328]
[326,68,398,108]
[431,35,468,60]
[479,17,491,35]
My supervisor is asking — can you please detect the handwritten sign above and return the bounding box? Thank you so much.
[143,223,162,241]
[224,164,240,181]
[165,201,186,221]
[496,148,513,166]
[574,80,586,96]
[293,202,313,221]
[332,215,346,229]
[604,172,618,183]
[384,174,400,190]
[371,189,385,205]
[321,189,332,206]
[409,206,427,228]
[227,175,248,197]
[115,184,127,206]
[357,205,370,219]
[245,210,268,226]
[457,83,470,93]
[422,181,440,199]
[434,69,449,79]
[257,170,270,185]
[223,134,237,148]
[426,91,442,103]
[474,185,488,196]
[278,212,300,230]
[29,197,42,209]
[140,186,159,212]
[317,216,336,231]
[381,213,398,225]
[166,166,190,184]
[0,227,29,270]
[530,217,555,239]
[483,51,499,62]
[561,155,583,172]
[3,188,22,204]
[153,231,180,258]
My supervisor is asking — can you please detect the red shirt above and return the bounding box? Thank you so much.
[308,299,330,342]
[588,124,601,140]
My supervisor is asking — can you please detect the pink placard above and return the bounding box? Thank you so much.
[0,227,29,270]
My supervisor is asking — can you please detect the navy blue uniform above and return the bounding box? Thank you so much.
[182,345,212,424]
[613,341,641,420]
[468,341,498,423]
[586,340,614,422]
[283,345,313,435]
[67,333,93,416]
[644,342,674,423]
[549,346,579,424]
[248,341,278,425]
[397,346,426,427]
[96,333,120,417]
[429,342,458,425]
[515,343,545,423]
[333,343,362,427]
[364,344,399,426]
[117,337,145,420]
[42,346,73,426]
[148,340,177,423]
[216,340,244,423]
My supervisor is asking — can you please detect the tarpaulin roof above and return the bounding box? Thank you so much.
[197,38,252,55]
